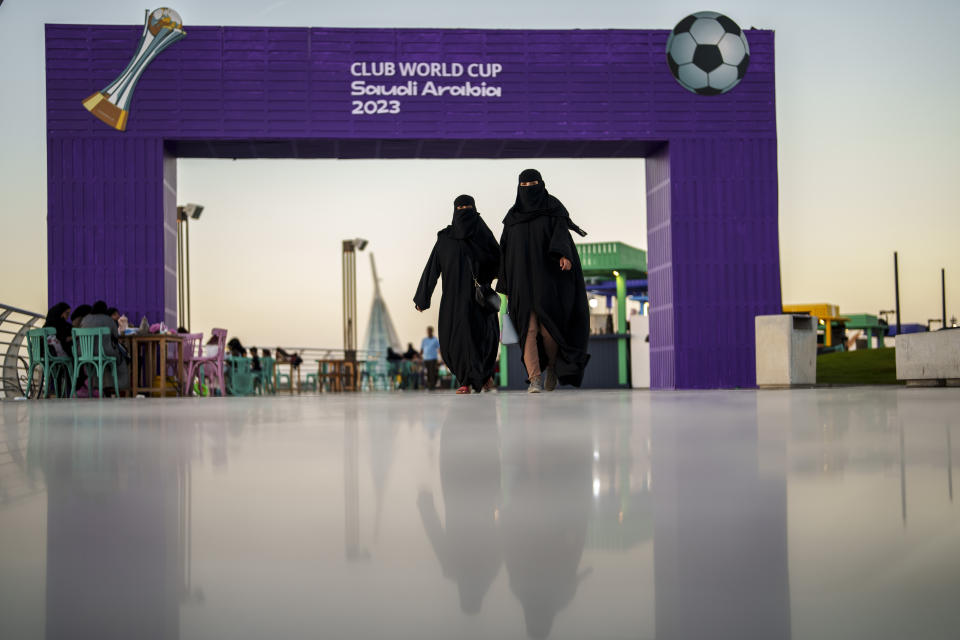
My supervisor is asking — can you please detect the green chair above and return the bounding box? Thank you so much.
[260,356,276,394]
[26,327,74,399]
[303,372,318,391]
[226,356,256,396]
[71,327,119,399]
[276,366,293,392]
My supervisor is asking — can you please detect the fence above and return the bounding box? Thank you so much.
[1,303,44,399]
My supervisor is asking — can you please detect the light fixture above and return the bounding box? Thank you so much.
[589,298,599,309]
[184,203,204,219]
[612,270,620,277]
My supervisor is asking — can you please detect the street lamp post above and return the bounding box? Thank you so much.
[342,238,368,361]
[176,203,204,330]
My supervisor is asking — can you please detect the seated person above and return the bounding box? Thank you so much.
[44,302,73,357]
[276,347,303,368]
[79,300,130,394]
[227,337,247,358]
[70,304,92,328]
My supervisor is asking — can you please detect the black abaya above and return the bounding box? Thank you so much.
[496,170,590,386]
[414,196,500,392]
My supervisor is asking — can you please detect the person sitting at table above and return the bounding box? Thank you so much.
[44,302,74,357]
[276,347,303,368]
[228,337,247,358]
[250,347,262,372]
[204,335,219,358]
[402,342,423,389]
[80,300,130,394]
[403,342,420,361]
[70,304,92,328]
[43,302,74,395]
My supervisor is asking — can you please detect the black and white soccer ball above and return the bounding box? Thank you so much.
[666,11,750,95]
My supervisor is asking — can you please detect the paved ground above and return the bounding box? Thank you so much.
[2,388,959,639]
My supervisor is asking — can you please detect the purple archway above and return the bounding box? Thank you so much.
[45,25,780,389]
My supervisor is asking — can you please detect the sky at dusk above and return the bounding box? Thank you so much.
[1,0,958,348]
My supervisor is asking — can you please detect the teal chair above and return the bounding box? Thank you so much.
[257,356,276,395]
[226,357,256,396]
[71,327,119,398]
[26,327,73,398]
[303,372,318,392]
[276,367,293,392]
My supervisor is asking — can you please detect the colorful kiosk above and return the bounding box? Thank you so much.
[579,242,648,386]
[843,313,888,349]
[782,303,848,351]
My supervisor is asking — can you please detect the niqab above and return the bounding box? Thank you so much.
[504,169,587,238]
[451,194,481,240]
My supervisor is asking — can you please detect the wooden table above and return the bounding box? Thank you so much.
[123,334,184,398]
[316,359,357,392]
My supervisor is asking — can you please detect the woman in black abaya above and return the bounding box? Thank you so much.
[497,169,590,392]
[414,195,500,394]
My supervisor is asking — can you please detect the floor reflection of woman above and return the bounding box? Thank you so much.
[499,411,593,639]
[417,404,502,614]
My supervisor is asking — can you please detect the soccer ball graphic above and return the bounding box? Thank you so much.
[666,11,750,95]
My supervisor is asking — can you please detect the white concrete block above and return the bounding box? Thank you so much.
[896,330,960,381]
[755,315,817,387]
[630,315,650,388]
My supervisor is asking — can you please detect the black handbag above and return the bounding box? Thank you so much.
[467,255,501,313]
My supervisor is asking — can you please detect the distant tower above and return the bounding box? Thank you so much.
[363,254,402,360]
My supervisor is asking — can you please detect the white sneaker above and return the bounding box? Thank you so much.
[544,366,558,392]
[527,375,543,394]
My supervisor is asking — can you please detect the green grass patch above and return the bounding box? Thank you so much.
[816,348,901,385]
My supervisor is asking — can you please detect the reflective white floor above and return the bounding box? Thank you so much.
[1,388,959,640]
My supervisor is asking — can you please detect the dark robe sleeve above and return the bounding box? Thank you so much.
[495,227,510,295]
[414,242,442,310]
[548,217,576,260]
[478,226,500,285]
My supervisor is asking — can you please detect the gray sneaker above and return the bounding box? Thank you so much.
[527,375,544,394]
[544,366,558,392]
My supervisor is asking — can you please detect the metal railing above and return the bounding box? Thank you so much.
[1,303,44,399]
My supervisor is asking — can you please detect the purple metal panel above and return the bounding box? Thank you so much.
[46,26,776,142]
[45,25,779,388]
[47,136,167,324]
[666,137,781,388]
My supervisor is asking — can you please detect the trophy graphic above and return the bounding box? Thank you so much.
[82,8,186,131]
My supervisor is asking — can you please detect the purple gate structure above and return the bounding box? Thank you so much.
[45,25,780,389]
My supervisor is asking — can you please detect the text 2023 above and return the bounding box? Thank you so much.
[351,100,401,115]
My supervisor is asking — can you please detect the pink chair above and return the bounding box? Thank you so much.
[190,328,227,397]
[176,332,203,395]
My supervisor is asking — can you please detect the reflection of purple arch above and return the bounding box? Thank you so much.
[45,25,780,389]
